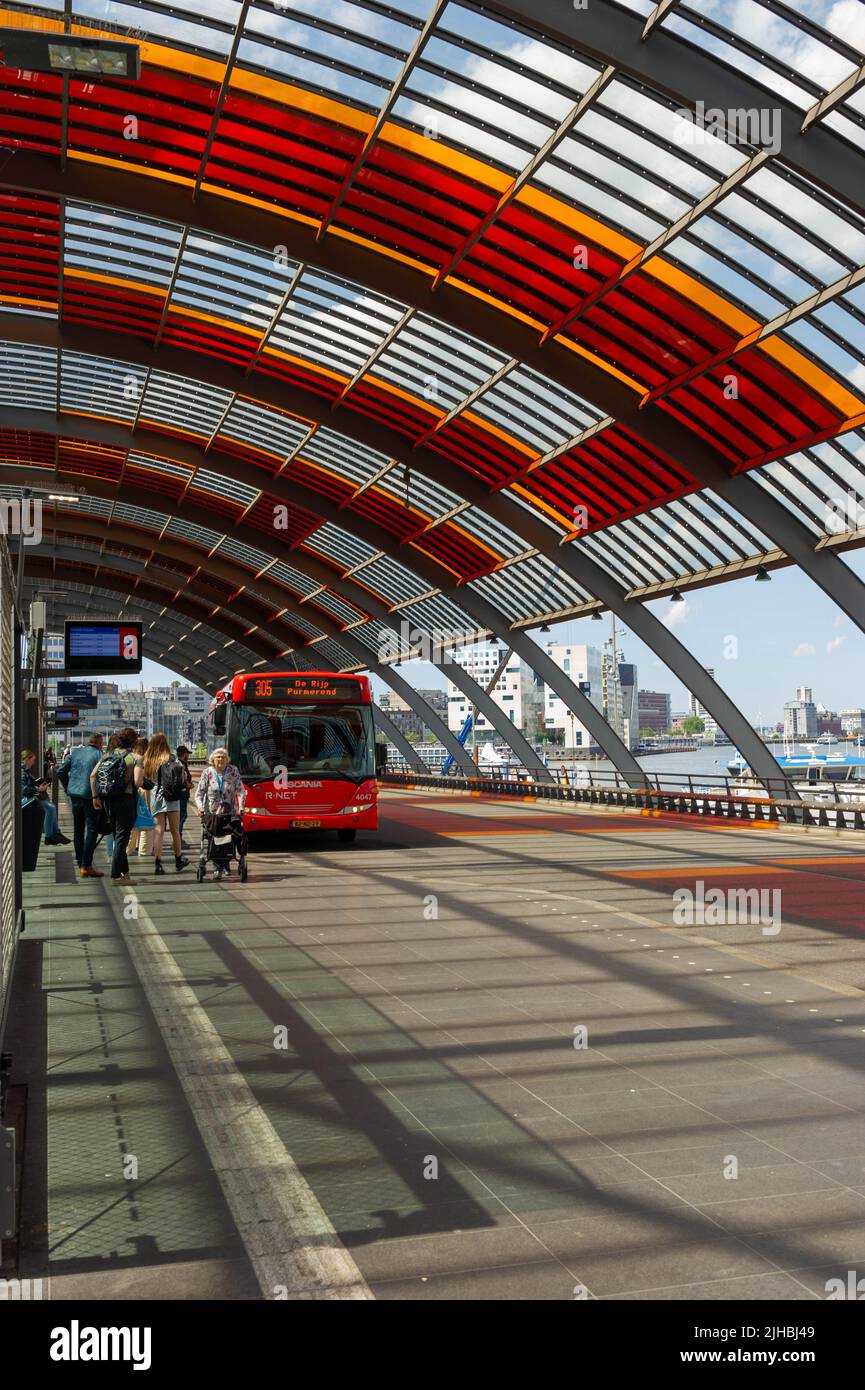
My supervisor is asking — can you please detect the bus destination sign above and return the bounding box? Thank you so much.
[242,675,363,703]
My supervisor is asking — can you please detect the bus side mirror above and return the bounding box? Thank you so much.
[212,703,227,737]
[375,742,387,775]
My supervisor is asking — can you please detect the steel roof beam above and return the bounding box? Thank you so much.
[34,512,610,781]
[540,150,772,345]
[31,514,329,650]
[21,527,478,774]
[480,0,865,217]
[33,581,434,775]
[0,407,800,793]
[192,0,252,202]
[19,555,277,670]
[9,320,865,649]
[360,660,477,775]
[369,705,430,772]
[0,380,843,798]
[316,0,449,240]
[802,60,865,132]
[0,413,643,780]
[10,159,863,508]
[430,64,618,291]
[642,0,682,40]
[45,295,864,638]
[0,157,754,440]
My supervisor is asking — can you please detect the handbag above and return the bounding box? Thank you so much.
[134,791,156,830]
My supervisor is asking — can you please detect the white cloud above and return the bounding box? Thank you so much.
[662,599,691,628]
[826,635,847,654]
[793,642,816,656]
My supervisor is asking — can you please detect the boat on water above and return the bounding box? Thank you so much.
[727,748,865,804]
[816,733,838,746]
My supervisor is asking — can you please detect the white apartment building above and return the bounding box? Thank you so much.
[446,642,542,742]
[784,686,818,740]
[840,708,865,735]
[542,643,603,746]
[445,641,603,748]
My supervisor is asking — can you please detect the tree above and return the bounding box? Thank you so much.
[681,716,705,735]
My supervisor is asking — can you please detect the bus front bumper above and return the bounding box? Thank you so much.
[243,806,378,832]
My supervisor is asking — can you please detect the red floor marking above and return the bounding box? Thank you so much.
[610,865,865,933]
[382,803,686,835]
[383,797,750,835]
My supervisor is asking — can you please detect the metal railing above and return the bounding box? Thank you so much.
[380,769,865,830]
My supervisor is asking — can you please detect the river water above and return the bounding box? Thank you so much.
[545,743,844,789]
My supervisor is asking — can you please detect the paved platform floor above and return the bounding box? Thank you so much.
[6,789,865,1300]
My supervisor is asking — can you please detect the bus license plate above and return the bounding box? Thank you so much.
[291,819,320,829]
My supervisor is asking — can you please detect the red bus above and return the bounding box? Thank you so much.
[207,671,385,841]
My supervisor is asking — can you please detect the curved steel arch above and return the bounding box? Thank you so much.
[366,707,430,774]
[1,397,784,789]
[28,577,432,772]
[23,548,289,666]
[30,513,555,777]
[438,654,551,780]
[6,318,865,643]
[1,416,645,781]
[5,181,856,521]
[20,535,483,776]
[25,586,245,691]
[28,522,556,783]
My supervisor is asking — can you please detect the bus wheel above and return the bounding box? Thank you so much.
[337,828,357,843]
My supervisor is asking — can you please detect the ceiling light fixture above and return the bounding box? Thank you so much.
[0,29,141,78]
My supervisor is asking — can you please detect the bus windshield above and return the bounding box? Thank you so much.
[228,701,375,783]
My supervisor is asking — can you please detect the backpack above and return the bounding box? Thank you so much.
[96,751,129,800]
[159,757,186,801]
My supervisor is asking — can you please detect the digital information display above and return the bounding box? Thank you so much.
[241,675,363,703]
[57,680,97,707]
[47,706,79,728]
[64,622,142,675]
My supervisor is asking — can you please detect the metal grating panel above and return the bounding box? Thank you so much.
[0,535,18,1054]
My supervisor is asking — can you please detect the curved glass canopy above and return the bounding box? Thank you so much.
[1,0,864,686]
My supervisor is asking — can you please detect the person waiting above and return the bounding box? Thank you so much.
[91,730,144,886]
[21,750,70,846]
[142,733,189,875]
[57,733,104,876]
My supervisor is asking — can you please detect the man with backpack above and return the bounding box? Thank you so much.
[90,728,144,886]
